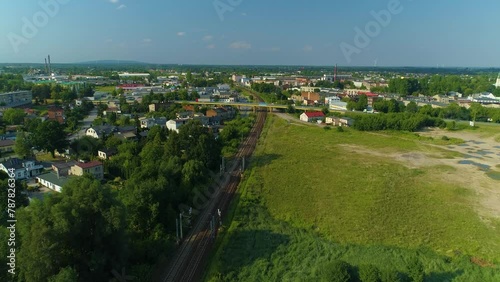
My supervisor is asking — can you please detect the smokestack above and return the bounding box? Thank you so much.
[44,58,48,74]
[48,55,52,74]
[334,64,338,82]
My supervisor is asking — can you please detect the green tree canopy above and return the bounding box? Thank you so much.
[3,108,26,125]
[17,177,127,282]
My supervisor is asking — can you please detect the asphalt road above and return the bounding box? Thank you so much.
[68,109,98,140]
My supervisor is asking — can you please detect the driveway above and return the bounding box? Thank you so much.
[69,109,98,140]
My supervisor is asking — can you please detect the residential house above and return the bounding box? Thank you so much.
[301,92,321,102]
[149,102,172,112]
[52,160,78,177]
[325,117,354,127]
[339,117,354,127]
[140,117,167,129]
[0,132,16,141]
[433,95,452,104]
[166,119,189,133]
[47,106,65,124]
[69,161,104,180]
[36,172,70,193]
[177,111,194,119]
[98,148,118,160]
[0,140,15,153]
[103,107,121,116]
[86,126,137,140]
[325,96,341,105]
[300,111,325,123]
[0,158,44,180]
[205,107,235,120]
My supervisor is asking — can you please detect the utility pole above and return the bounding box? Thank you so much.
[176,218,179,242]
[179,213,183,240]
[212,215,216,239]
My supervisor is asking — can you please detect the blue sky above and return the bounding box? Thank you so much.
[1,0,500,67]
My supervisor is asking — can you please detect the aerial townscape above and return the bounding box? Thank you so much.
[1,1,500,282]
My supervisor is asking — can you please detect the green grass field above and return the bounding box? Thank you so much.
[95,85,116,93]
[205,116,500,282]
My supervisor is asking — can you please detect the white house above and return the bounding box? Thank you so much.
[0,158,44,180]
[325,96,341,105]
[166,119,189,133]
[36,173,70,193]
[300,112,325,123]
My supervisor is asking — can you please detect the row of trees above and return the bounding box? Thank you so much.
[350,113,446,132]
[31,83,95,102]
[0,74,32,92]
[386,75,500,96]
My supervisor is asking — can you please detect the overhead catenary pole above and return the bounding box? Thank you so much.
[176,218,179,242]
[179,213,183,239]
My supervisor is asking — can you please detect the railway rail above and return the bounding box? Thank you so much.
[160,99,267,282]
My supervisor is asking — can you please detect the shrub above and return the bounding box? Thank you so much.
[337,126,345,132]
[359,264,381,282]
[441,136,450,141]
[319,260,352,282]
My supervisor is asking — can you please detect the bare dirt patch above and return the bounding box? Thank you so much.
[338,128,500,220]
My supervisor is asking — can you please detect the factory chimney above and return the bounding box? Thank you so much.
[44,58,48,74]
[334,64,338,82]
[48,55,52,75]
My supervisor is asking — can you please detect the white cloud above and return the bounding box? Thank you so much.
[262,47,281,52]
[109,0,119,3]
[207,44,216,49]
[143,38,152,43]
[177,32,186,36]
[117,4,126,10]
[230,41,251,50]
[203,35,213,41]
[304,45,313,52]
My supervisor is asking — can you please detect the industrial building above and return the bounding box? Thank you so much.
[0,91,33,108]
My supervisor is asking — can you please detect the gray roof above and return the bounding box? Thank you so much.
[1,158,37,170]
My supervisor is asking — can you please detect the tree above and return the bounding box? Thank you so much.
[48,267,78,282]
[406,101,418,113]
[17,177,127,282]
[32,120,69,158]
[186,71,193,83]
[3,108,25,125]
[14,131,32,158]
[469,102,484,122]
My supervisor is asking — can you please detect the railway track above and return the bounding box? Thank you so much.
[160,97,267,282]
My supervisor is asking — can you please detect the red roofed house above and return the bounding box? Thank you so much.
[359,92,380,106]
[48,106,65,124]
[70,161,103,180]
[300,111,325,123]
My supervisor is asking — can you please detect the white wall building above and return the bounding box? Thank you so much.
[166,119,189,133]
